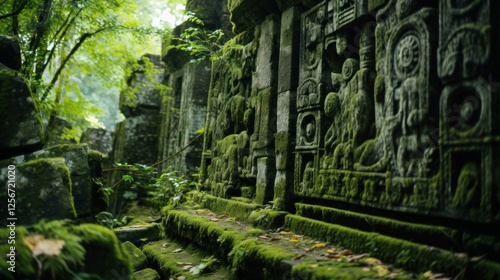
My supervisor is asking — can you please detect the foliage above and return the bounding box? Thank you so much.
[115,162,195,209]
[23,220,90,280]
[169,12,225,63]
[95,211,128,229]
[0,0,186,140]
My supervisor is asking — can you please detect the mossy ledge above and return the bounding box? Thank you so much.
[285,214,500,279]
[295,203,458,250]
[143,238,233,279]
[161,209,295,279]
[191,191,262,221]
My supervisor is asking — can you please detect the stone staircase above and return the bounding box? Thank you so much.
[114,191,500,280]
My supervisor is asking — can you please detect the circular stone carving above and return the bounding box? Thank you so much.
[342,58,359,81]
[394,33,420,77]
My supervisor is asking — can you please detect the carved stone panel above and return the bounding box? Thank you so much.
[438,0,491,84]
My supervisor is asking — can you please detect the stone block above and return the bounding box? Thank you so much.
[252,15,280,90]
[254,157,275,205]
[277,91,297,133]
[81,128,113,157]
[0,35,21,70]
[278,6,301,93]
[122,241,147,270]
[0,69,43,159]
[0,158,76,225]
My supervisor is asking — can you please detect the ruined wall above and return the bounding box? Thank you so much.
[112,54,164,166]
[201,0,500,224]
[158,0,230,175]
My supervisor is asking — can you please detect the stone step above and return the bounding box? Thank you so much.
[171,194,500,279]
[160,206,435,280]
[143,238,233,279]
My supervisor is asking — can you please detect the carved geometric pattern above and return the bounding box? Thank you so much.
[394,32,420,77]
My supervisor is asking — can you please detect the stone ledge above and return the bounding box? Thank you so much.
[161,207,453,279]
[228,0,279,33]
[285,214,500,279]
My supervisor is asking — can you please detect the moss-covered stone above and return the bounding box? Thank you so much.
[0,69,43,158]
[122,241,147,270]
[192,191,261,221]
[295,203,458,250]
[0,221,134,280]
[248,209,288,229]
[143,238,233,280]
[285,214,466,275]
[133,268,161,280]
[228,239,295,279]
[114,223,161,245]
[73,224,133,279]
[0,158,76,225]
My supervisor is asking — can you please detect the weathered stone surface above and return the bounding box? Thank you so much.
[0,158,76,225]
[228,0,279,33]
[122,241,147,270]
[0,35,21,70]
[3,144,106,218]
[114,223,161,244]
[133,268,160,280]
[80,127,113,157]
[0,69,43,159]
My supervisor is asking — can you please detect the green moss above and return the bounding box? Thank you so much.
[292,260,413,280]
[192,191,261,221]
[0,226,35,280]
[247,228,264,236]
[228,239,295,279]
[285,215,465,275]
[295,203,458,250]
[162,209,245,259]
[133,268,160,280]
[88,149,103,176]
[13,158,76,224]
[122,241,147,270]
[144,239,234,279]
[248,209,288,229]
[73,224,133,279]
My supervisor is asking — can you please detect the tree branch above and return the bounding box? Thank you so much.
[41,27,110,100]
[0,0,27,20]
[41,8,83,73]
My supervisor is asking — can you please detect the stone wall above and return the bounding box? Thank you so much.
[158,0,231,175]
[200,0,500,224]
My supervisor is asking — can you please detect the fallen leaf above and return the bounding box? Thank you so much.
[348,253,368,261]
[271,237,281,241]
[325,249,336,254]
[176,262,193,266]
[182,265,193,271]
[24,235,65,257]
[313,243,327,248]
[290,235,303,240]
[470,255,486,262]
[363,257,382,265]
[373,265,390,277]
[339,250,353,256]
[258,235,270,240]
[173,248,183,253]
[362,267,371,272]
[210,217,221,222]
[294,254,305,260]
[279,231,292,235]
[309,264,318,268]
[326,254,341,259]
[163,243,172,247]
